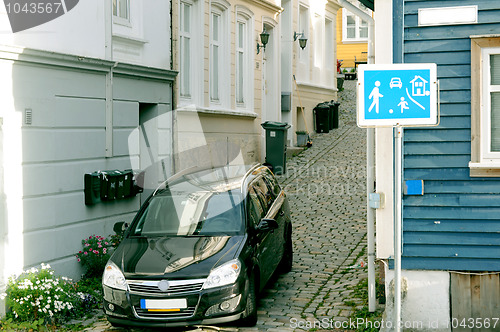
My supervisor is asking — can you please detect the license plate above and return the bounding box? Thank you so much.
[140,299,187,311]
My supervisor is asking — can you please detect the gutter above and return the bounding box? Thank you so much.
[337,0,376,313]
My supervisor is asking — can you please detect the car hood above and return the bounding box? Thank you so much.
[111,235,245,279]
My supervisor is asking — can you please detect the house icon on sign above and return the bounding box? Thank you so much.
[410,75,428,96]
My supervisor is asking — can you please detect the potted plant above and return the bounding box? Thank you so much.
[296,130,308,147]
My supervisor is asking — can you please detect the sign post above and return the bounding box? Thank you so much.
[357,63,438,332]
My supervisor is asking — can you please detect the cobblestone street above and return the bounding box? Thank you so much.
[86,80,374,332]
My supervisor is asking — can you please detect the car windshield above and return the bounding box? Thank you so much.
[130,189,244,237]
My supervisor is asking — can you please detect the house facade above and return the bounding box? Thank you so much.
[172,0,282,168]
[0,0,176,312]
[287,0,341,145]
[336,0,370,71]
[373,0,500,329]
[172,0,341,159]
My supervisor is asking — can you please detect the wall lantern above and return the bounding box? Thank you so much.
[294,31,308,50]
[257,27,269,54]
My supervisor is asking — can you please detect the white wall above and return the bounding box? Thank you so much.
[0,51,174,280]
[0,0,171,69]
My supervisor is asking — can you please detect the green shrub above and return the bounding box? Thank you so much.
[76,235,114,278]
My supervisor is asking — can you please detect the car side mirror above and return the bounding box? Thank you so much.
[256,218,278,232]
[113,221,129,236]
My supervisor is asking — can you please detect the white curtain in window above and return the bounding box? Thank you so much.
[210,12,221,102]
[236,21,246,104]
[491,55,500,152]
[180,2,192,97]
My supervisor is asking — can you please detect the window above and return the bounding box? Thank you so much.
[342,1,370,42]
[470,37,500,176]
[235,8,253,108]
[483,50,500,156]
[179,0,202,106]
[113,0,129,20]
[209,1,230,107]
[180,1,192,98]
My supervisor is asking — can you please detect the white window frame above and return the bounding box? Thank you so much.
[342,4,369,43]
[209,0,230,108]
[469,37,500,177]
[480,47,500,162]
[113,0,130,24]
[235,8,253,109]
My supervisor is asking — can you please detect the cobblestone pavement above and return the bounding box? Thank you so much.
[83,80,372,332]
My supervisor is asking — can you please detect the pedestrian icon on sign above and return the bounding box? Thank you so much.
[398,97,409,113]
[368,81,383,114]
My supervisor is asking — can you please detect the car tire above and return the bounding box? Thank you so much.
[240,275,258,327]
[279,225,293,273]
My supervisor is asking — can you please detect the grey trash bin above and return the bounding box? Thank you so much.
[261,121,291,175]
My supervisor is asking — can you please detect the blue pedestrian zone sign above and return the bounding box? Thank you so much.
[357,63,438,127]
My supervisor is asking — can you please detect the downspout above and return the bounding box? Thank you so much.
[337,0,376,313]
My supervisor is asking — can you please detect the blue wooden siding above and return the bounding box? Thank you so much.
[401,0,500,271]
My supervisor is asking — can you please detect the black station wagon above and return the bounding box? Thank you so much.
[102,164,293,328]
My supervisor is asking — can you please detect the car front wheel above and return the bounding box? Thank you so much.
[240,275,258,327]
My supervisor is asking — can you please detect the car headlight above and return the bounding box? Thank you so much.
[203,259,241,289]
[103,261,127,291]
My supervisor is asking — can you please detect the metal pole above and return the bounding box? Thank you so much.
[366,18,376,314]
[394,126,403,331]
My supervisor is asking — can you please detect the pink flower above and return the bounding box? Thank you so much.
[98,244,102,248]
[79,251,82,254]
[103,248,107,254]
[77,258,81,262]
[84,252,88,255]
[94,250,99,254]
[85,243,89,247]
[105,242,109,245]
[89,236,92,239]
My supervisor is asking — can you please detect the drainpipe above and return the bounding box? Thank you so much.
[337,0,376,313]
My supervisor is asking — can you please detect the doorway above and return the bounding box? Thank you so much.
[138,103,173,203]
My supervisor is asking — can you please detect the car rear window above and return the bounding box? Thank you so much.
[130,189,244,237]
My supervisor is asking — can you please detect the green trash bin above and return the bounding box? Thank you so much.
[261,121,290,175]
[328,101,340,129]
[314,103,330,133]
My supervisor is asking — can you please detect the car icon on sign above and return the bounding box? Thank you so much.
[390,77,402,89]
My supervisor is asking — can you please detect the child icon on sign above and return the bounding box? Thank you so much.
[368,81,383,114]
[398,97,409,113]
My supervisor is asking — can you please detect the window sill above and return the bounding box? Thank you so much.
[177,105,258,119]
[469,162,500,177]
[342,39,368,44]
[112,33,148,46]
